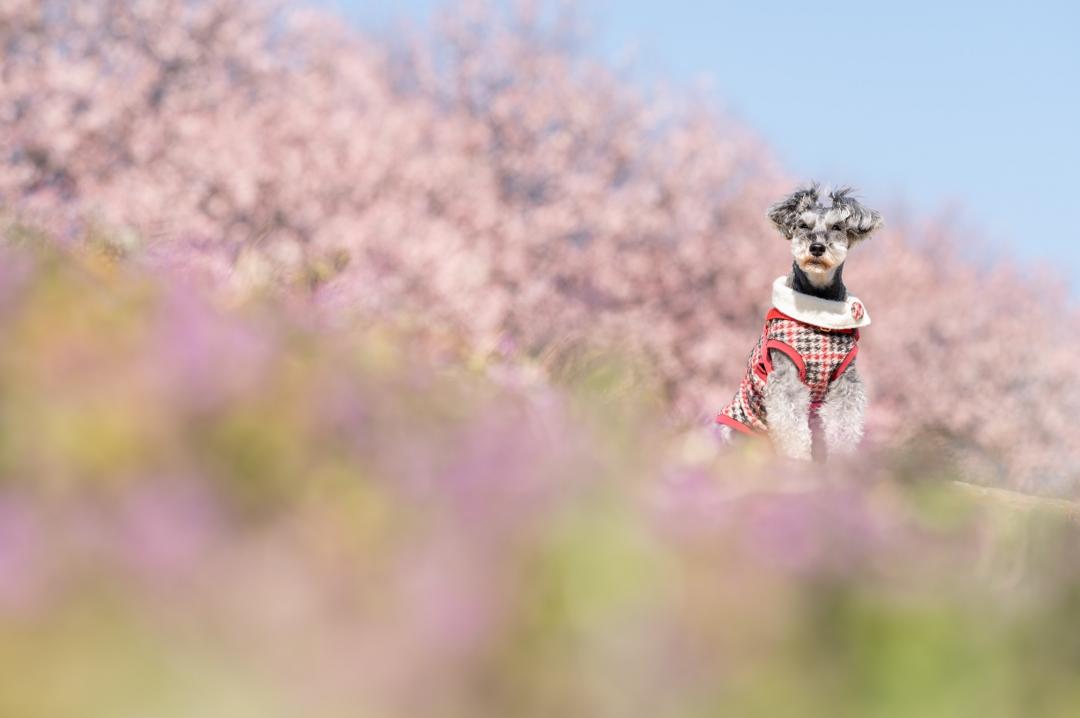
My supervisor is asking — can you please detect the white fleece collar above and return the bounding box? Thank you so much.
[771,275,871,329]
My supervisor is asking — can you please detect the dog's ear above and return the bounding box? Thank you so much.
[766,184,819,239]
[847,205,883,240]
[830,187,883,242]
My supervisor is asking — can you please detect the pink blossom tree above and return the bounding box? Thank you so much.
[2,0,1077,493]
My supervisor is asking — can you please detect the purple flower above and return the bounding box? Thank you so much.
[736,489,882,575]
[118,479,222,582]
[649,465,735,538]
[153,285,273,413]
[0,495,42,611]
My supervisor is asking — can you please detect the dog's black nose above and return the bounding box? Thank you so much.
[809,242,826,257]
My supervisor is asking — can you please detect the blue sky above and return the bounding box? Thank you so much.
[330,0,1079,285]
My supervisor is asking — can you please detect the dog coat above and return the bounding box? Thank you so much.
[715,275,870,437]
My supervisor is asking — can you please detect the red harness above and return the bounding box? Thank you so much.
[716,308,859,436]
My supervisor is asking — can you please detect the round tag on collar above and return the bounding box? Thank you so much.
[850,300,864,321]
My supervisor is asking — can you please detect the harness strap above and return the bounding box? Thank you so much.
[831,344,859,382]
[763,339,807,382]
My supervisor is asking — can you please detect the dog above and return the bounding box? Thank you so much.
[713,183,882,460]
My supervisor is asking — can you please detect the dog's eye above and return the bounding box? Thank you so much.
[829,223,842,231]
[796,220,811,230]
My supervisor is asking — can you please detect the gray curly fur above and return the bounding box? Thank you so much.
[817,364,867,457]
[763,351,813,460]
[767,182,882,241]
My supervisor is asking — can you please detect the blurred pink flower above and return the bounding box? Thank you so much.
[118,479,222,582]
[0,495,42,610]
[153,285,273,413]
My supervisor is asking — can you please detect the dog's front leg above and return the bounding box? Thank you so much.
[818,364,866,457]
[763,350,812,460]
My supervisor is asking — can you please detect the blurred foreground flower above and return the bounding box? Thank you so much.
[1,229,1080,717]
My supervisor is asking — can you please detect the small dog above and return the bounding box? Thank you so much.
[714,183,882,460]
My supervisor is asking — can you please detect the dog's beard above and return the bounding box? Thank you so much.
[795,255,840,287]
[797,255,834,272]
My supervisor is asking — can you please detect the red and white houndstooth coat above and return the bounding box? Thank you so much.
[716,275,870,436]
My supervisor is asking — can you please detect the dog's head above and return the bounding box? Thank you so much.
[767,183,882,282]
